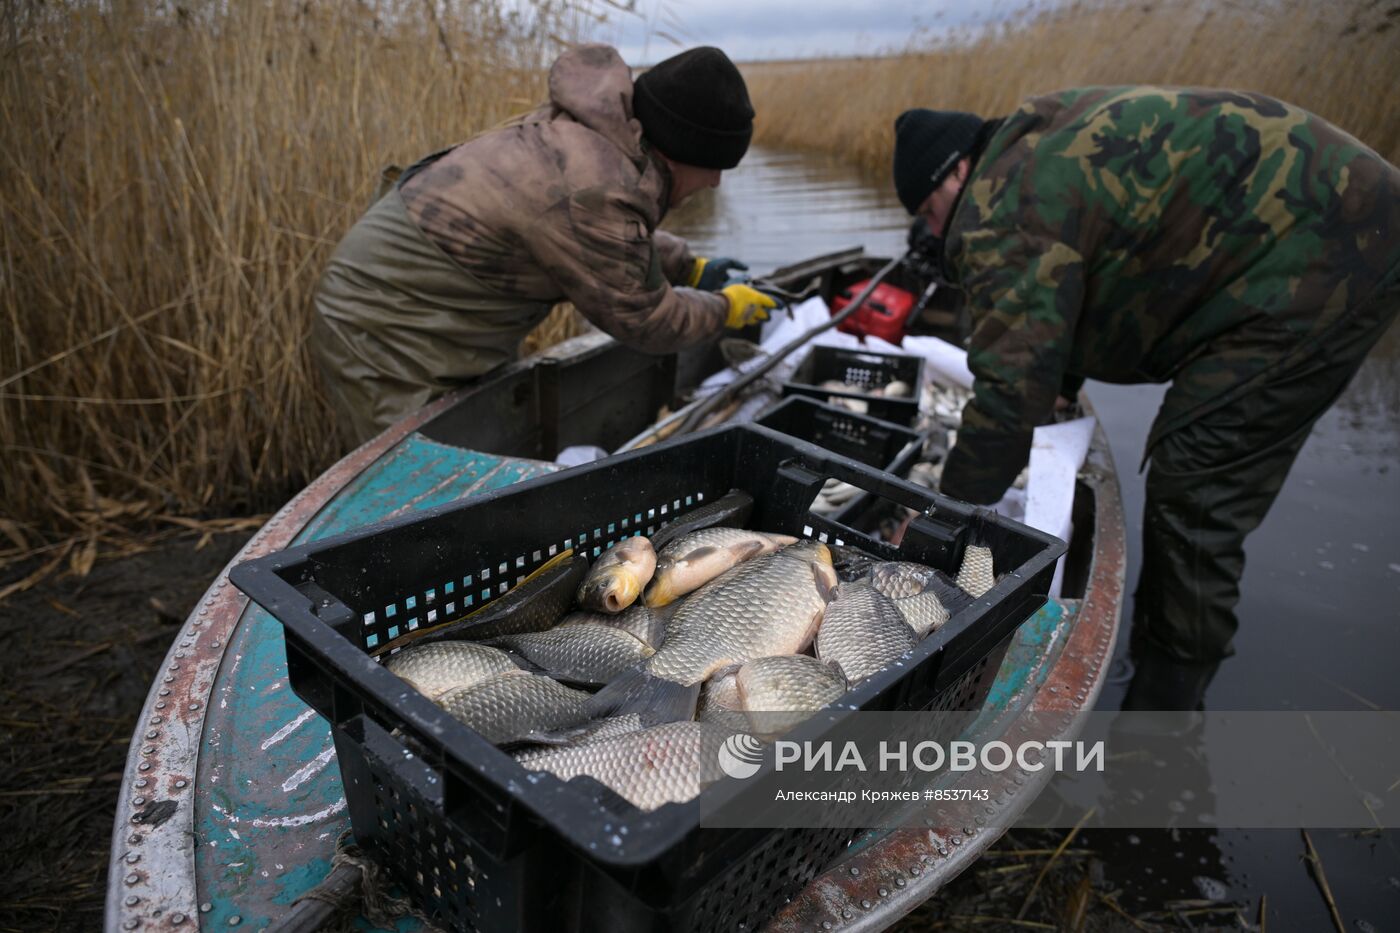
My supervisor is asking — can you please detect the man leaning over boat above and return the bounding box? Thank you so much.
[312,44,776,444]
[890,88,1400,710]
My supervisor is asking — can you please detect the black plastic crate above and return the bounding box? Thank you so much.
[756,395,923,525]
[782,345,924,425]
[229,423,1064,932]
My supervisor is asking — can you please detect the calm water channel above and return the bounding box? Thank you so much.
[662,145,1400,927]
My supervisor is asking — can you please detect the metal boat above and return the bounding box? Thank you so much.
[106,249,1124,932]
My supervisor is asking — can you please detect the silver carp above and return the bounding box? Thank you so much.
[492,623,653,686]
[736,654,847,738]
[577,535,656,613]
[867,560,942,599]
[697,666,748,729]
[867,559,973,618]
[649,488,754,552]
[589,540,837,723]
[514,721,732,810]
[895,590,950,637]
[644,527,797,607]
[383,642,519,700]
[438,670,590,745]
[815,581,917,682]
[556,602,672,651]
[955,544,996,597]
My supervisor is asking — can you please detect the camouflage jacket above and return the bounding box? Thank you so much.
[398,44,727,353]
[939,87,1400,504]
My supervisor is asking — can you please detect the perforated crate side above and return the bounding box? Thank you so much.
[231,424,1065,933]
[783,347,924,427]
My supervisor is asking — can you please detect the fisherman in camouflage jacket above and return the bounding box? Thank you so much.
[892,88,1400,710]
[313,45,775,443]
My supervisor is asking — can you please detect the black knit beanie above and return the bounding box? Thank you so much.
[633,47,754,170]
[892,109,985,214]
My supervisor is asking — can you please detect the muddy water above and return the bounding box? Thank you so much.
[662,145,1400,927]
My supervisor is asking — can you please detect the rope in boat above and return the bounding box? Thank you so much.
[264,832,445,933]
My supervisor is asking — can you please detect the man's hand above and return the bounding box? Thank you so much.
[721,283,776,329]
[691,256,749,291]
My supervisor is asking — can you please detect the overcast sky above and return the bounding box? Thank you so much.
[581,0,1012,64]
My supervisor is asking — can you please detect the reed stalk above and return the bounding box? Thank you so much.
[745,0,1400,174]
[0,0,567,549]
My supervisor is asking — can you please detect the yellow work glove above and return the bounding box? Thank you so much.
[689,256,749,291]
[721,283,777,330]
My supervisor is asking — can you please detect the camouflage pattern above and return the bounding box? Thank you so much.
[313,44,727,443]
[1134,274,1397,663]
[938,86,1400,504]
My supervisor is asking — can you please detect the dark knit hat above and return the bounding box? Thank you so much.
[892,109,985,214]
[634,47,754,170]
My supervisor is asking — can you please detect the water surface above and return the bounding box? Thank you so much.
[663,144,1400,927]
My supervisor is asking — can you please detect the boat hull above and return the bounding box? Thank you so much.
[107,265,1125,933]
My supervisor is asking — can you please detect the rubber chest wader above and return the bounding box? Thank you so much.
[312,154,552,446]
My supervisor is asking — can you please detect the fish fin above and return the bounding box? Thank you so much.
[766,532,800,546]
[642,601,679,649]
[678,544,720,562]
[708,661,744,686]
[825,659,850,688]
[501,649,545,674]
[732,539,767,563]
[516,725,592,747]
[649,600,682,622]
[810,560,839,602]
[584,664,701,725]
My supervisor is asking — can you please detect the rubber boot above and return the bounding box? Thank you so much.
[1120,646,1220,715]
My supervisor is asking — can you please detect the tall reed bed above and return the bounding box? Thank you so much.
[0,1,575,559]
[745,0,1400,175]
[4,0,1397,561]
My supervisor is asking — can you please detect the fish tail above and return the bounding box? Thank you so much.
[584,664,701,725]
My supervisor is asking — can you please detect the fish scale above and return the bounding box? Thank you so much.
[697,668,748,729]
[513,721,732,810]
[867,560,941,599]
[383,642,519,700]
[557,603,669,650]
[815,581,917,682]
[895,590,950,637]
[738,654,847,738]
[493,623,652,685]
[736,655,846,713]
[438,671,590,745]
[648,541,835,684]
[700,668,742,712]
[644,527,795,607]
[956,544,996,597]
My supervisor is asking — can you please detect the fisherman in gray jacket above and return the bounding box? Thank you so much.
[313,44,775,443]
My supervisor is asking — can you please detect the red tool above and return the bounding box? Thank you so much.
[831,279,918,345]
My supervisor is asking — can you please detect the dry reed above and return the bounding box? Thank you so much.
[0,0,580,562]
[3,0,1397,563]
[744,0,1400,174]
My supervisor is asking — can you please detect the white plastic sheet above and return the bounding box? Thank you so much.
[1025,417,1097,597]
[899,334,974,390]
[555,445,609,467]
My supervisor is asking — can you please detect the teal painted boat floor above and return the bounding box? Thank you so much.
[195,436,555,930]
[193,434,1078,931]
